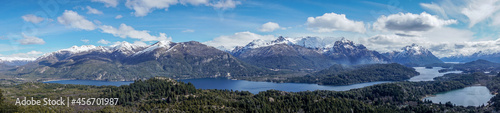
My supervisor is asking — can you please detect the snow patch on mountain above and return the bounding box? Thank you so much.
[240,36,293,49]
[134,40,172,55]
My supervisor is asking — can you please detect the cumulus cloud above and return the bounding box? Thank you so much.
[97,39,111,44]
[115,15,123,19]
[373,12,457,32]
[182,29,195,33]
[125,0,179,17]
[21,14,45,24]
[99,23,171,41]
[57,10,96,30]
[86,6,103,14]
[203,31,275,50]
[258,22,281,32]
[91,0,119,7]
[18,33,45,45]
[306,12,366,33]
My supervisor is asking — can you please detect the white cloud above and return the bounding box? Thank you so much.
[182,29,195,33]
[420,3,448,19]
[258,22,281,32]
[461,0,500,28]
[492,13,500,25]
[21,14,45,24]
[93,20,102,25]
[115,15,123,19]
[133,41,148,46]
[57,10,97,30]
[81,39,90,43]
[91,0,119,7]
[180,0,209,6]
[421,27,474,43]
[3,50,44,59]
[359,27,479,58]
[125,0,241,17]
[210,0,241,10]
[373,12,457,32]
[203,31,275,50]
[306,12,366,33]
[420,0,500,28]
[18,33,45,45]
[99,23,171,41]
[86,6,103,15]
[125,0,179,17]
[97,39,111,44]
[359,34,427,53]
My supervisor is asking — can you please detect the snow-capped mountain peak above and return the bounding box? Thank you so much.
[294,36,333,49]
[242,36,293,49]
[335,37,355,46]
[63,45,99,53]
[111,41,135,50]
[133,40,173,55]
[400,43,427,55]
[109,41,147,55]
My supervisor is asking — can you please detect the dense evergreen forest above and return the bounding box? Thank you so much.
[2,72,500,112]
[283,63,419,85]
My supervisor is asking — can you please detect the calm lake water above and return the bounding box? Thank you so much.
[43,79,390,94]
[424,86,494,107]
[180,78,390,94]
[43,80,133,86]
[409,67,462,82]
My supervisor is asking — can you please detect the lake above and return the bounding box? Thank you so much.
[409,67,462,82]
[180,78,390,94]
[42,67,462,94]
[423,86,494,107]
[43,78,390,94]
[43,80,133,86]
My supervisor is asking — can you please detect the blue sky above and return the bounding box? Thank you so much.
[2,0,500,58]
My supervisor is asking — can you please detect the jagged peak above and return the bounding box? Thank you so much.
[151,40,173,47]
[333,38,361,50]
[133,40,174,56]
[110,41,144,51]
[334,37,354,46]
[340,37,351,43]
[60,45,101,53]
[242,36,292,49]
[39,45,108,59]
[398,44,430,56]
[271,36,287,43]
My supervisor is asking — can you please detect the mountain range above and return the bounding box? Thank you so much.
[13,41,271,81]
[383,44,443,66]
[2,36,449,81]
[231,37,390,71]
[441,51,500,63]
